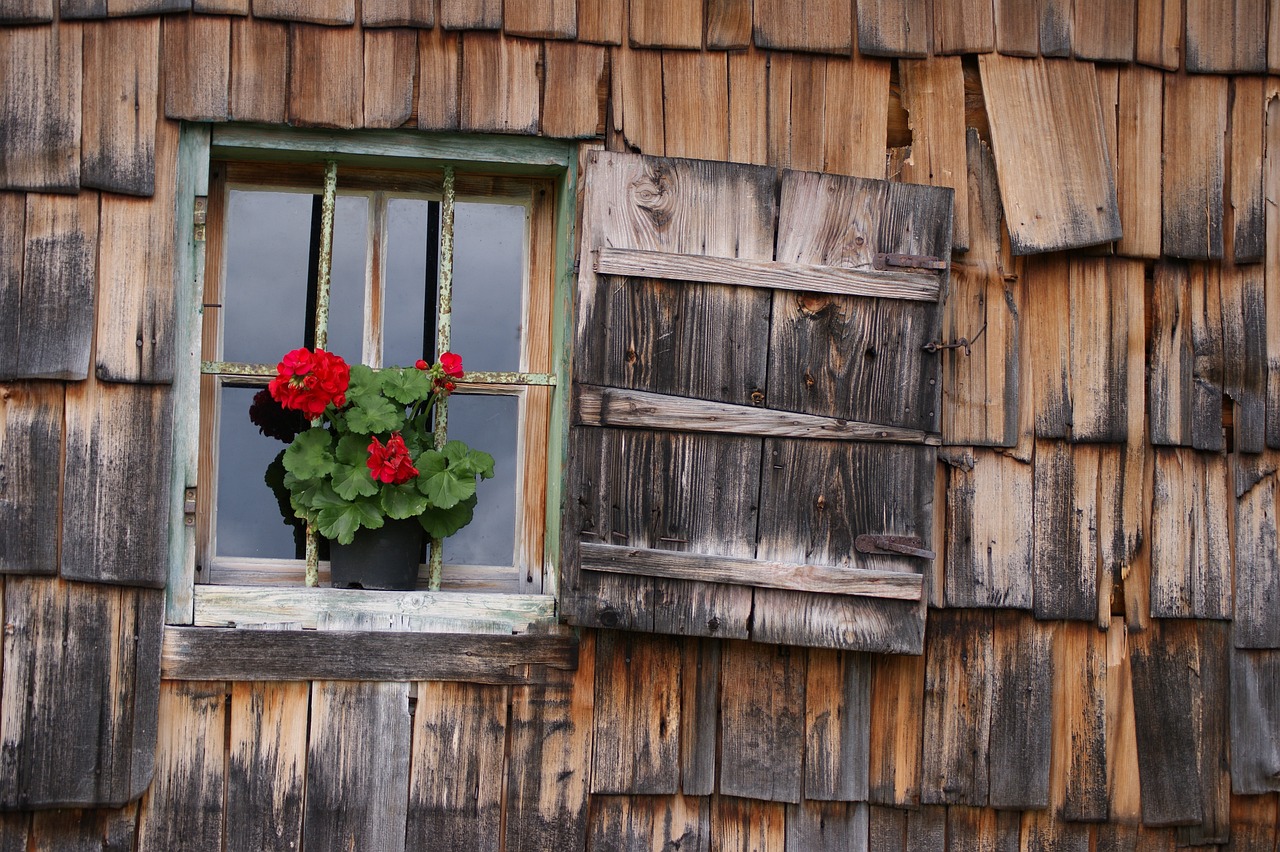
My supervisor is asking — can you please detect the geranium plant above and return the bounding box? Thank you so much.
[254,347,494,546]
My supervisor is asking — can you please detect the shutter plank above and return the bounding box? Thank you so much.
[719,640,805,803]
[405,682,505,851]
[82,18,158,196]
[1105,621,1143,822]
[0,23,81,192]
[1186,0,1267,71]
[0,577,163,808]
[136,682,226,851]
[1116,65,1163,259]
[303,680,410,852]
[1055,621,1109,820]
[590,631,681,794]
[1073,0,1135,61]
[979,55,1121,254]
[921,609,993,806]
[629,0,700,49]
[416,26,459,130]
[363,29,416,129]
[1163,74,1227,260]
[753,0,851,54]
[1151,449,1232,619]
[1025,254,1071,438]
[899,58,969,252]
[706,0,750,49]
[289,23,362,129]
[229,17,288,124]
[856,0,929,57]
[804,649,871,801]
[1068,258,1140,442]
[1230,648,1280,793]
[867,652,924,805]
[504,0,575,38]
[932,0,995,54]
[1032,441,1100,621]
[944,450,1034,609]
[1222,261,1268,453]
[16,191,97,380]
[541,41,606,139]
[362,0,432,26]
[460,32,540,134]
[1136,0,1182,68]
[1232,77,1267,263]
[161,15,228,122]
[679,637,720,795]
[987,612,1054,809]
[662,50,729,161]
[1234,464,1280,648]
[0,383,61,576]
[226,680,307,852]
[785,801,868,852]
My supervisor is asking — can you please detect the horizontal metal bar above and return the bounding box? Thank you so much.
[201,361,275,376]
[462,371,556,386]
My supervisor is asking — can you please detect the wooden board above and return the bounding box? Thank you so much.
[541,41,606,139]
[856,0,929,57]
[609,44,663,155]
[1269,90,1280,451]
[1055,621,1108,820]
[289,23,362,128]
[0,383,62,576]
[588,795,709,851]
[0,194,21,378]
[30,804,139,851]
[921,609,993,806]
[821,56,891,179]
[979,54,1121,254]
[679,637,720,795]
[61,381,172,586]
[226,678,307,852]
[228,17,287,123]
[416,26,459,131]
[987,611,1053,808]
[1024,254,1071,438]
[629,0,700,48]
[1033,441,1100,620]
[1185,0,1267,71]
[439,0,499,28]
[1037,0,1073,55]
[943,450,1033,608]
[719,639,805,803]
[1189,260,1223,439]
[661,50,729,161]
[161,15,228,122]
[1069,258,1141,442]
[1073,0,1135,60]
[459,32,540,134]
[0,22,81,192]
[1234,464,1280,648]
[577,0,622,44]
[1229,648,1280,793]
[590,631,681,794]
[0,0,52,21]
[505,0,575,37]
[706,0,751,49]
[0,577,163,808]
[898,58,969,252]
[81,18,158,195]
[712,796,785,852]
[946,806,1019,852]
[405,681,506,851]
[727,51,768,165]
[993,0,1038,56]
[753,0,851,54]
[1221,262,1268,452]
[1150,449,1232,619]
[867,651,923,806]
[1232,76,1267,263]
[804,649,871,800]
[785,801,868,851]
[253,0,353,24]
[1149,261,1194,445]
[932,0,995,54]
[362,28,416,129]
[1162,73,1228,260]
[362,0,432,26]
[1115,65,1163,259]
[1135,0,1181,68]
[135,681,225,851]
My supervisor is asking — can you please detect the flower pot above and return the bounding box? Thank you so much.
[328,518,424,590]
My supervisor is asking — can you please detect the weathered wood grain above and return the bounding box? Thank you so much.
[289,23,362,128]
[987,612,1054,808]
[226,678,307,852]
[1136,0,1181,67]
[81,18,157,196]
[932,0,995,54]
[0,577,163,808]
[590,631,681,794]
[1024,254,1072,438]
[577,0,621,43]
[785,801,868,852]
[417,25,459,130]
[362,28,416,129]
[362,0,431,26]
[0,194,21,376]
[898,58,969,251]
[992,0,1038,55]
[856,0,929,57]
[1054,621,1109,820]
[1269,89,1280,451]
[0,813,26,851]
[719,640,805,803]
[712,797,785,852]
[0,0,51,21]
[979,55,1121,254]
[1073,0,1135,60]
[726,50,767,165]
[1163,74,1227,259]
[1069,258,1141,442]
[95,116,177,383]
[228,17,287,123]
[753,0,850,53]
[706,0,750,48]
[867,651,923,806]
[943,450,1033,608]
[1232,77,1267,263]
[679,637,720,795]
[1038,0,1073,55]
[505,0,575,38]
[608,43,662,154]
[29,804,139,852]
[1234,462,1280,647]
[0,383,61,575]
[1098,440,1146,612]
[405,681,506,851]
[1189,263,1227,450]
[0,23,80,192]
[505,633,593,852]
[804,649,871,801]
[1149,260,1193,446]
[1104,622,1142,822]
[541,41,606,139]
[135,681,225,851]
[161,625,577,681]
[629,0,700,48]
[1116,65,1163,259]
[921,609,993,806]
[1150,449,1231,619]
[822,56,891,179]
[1185,0,1266,71]
[869,805,906,849]
[439,0,498,28]
[1230,649,1280,793]
[946,805,1020,852]
[1222,261,1268,452]
[1033,441,1099,620]
[459,32,539,134]
[161,15,228,122]
[254,0,353,24]
[658,51,728,161]
[587,795,709,852]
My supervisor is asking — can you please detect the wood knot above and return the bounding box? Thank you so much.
[631,166,676,228]
[796,293,830,316]
[750,390,765,406]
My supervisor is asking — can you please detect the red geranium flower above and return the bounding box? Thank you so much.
[367,432,419,484]
[414,359,428,370]
[268,347,350,420]
[439,351,463,378]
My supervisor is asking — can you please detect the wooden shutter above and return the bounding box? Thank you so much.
[562,151,952,654]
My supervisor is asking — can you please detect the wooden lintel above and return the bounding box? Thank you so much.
[579,542,924,600]
[160,626,579,683]
[576,384,943,446]
[594,246,942,302]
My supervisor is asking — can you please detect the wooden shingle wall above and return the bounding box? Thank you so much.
[2,0,1280,848]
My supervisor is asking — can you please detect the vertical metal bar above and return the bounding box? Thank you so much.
[306,160,339,588]
[428,165,456,591]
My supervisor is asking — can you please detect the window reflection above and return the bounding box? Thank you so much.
[444,394,519,567]
[450,202,526,372]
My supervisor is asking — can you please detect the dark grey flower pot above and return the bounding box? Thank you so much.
[328,518,424,590]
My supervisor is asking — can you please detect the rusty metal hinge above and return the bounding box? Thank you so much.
[924,321,988,356]
[855,534,935,560]
[193,197,208,242]
[875,252,947,271]
[183,488,197,527]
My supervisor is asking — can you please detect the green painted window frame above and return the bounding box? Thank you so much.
[165,123,579,633]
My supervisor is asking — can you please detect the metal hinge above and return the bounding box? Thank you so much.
[193,197,208,242]
[875,252,947,271]
[854,534,935,560]
[183,488,197,527]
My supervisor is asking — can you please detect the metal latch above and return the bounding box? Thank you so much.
[875,252,947,271]
[854,534,935,559]
[183,488,197,526]
[193,197,208,242]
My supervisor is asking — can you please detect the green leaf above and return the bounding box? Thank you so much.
[419,463,477,510]
[441,440,495,479]
[416,449,447,478]
[281,428,335,480]
[335,434,371,466]
[345,364,379,399]
[380,367,432,405]
[316,500,384,545]
[331,461,379,501]
[418,495,478,539]
[345,395,402,435]
[380,482,430,520]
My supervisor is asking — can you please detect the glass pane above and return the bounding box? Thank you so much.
[215,385,308,560]
[384,198,435,368]
[222,190,313,365]
[449,202,526,372]
[444,394,518,567]
[324,194,369,364]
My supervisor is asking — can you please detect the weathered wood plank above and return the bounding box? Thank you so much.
[706,0,750,49]
[992,0,1038,55]
[541,41,606,139]
[578,384,941,446]
[868,805,906,849]
[254,0,353,24]
[1074,0,1136,60]
[608,44,663,154]
[1054,621,1109,820]
[417,26,460,131]
[1032,441,1099,620]
[439,0,498,28]
[505,633,593,852]
[0,194,21,377]
[505,0,575,38]
[590,631,681,794]
[867,653,923,805]
[226,678,307,852]
[785,801,868,852]
[629,0,700,48]
[1098,439,1147,617]
[679,637,720,795]
[1104,622,1142,822]
[804,649,871,801]
[1149,261,1193,445]
[987,611,1054,808]
[821,56,891,179]
[29,805,139,852]
[577,0,620,43]
[1150,449,1232,619]
[856,0,929,57]
[752,0,850,53]
[1037,0,1073,55]
[660,50,729,161]
[362,0,432,26]
[1186,0,1267,71]
[1235,461,1280,648]
[921,609,993,806]
[1230,648,1280,793]
[161,625,578,681]
[0,383,61,575]
[1269,88,1280,451]
[1,577,163,808]
[712,797,785,852]
[362,29,416,129]
[979,54,1121,254]
[1163,73,1227,259]
[1069,258,1140,442]
[587,795,709,852]
[0,0,51,21]
[405,681,506,851]
[1116,65,1163,259]
[1136,0,1182,67]
[459,32,540,134]
[932,0,995,54]
[161,15,228,122]
[1189,263,1227,450]
[0,23,81,192]
[81,18,158,196]
[719,640,805,803]
[1025,268,1072,435]
[1232,77,1267,263]
[943,450,1033,608]
[727,50,768,165]
[289,23,362,128]
[1222,261,1268,452]
[228,17,287,123]
[899,58,969,251]
[947,806,1020,852]
[135,681,225,851]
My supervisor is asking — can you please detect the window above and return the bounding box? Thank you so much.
[167,127,576,632]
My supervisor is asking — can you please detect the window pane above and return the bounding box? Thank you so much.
[449,202,526,372]
[384,197,434,368]
[444,394,518,567]
[324,194,369,364]
[215,385,307,560]
[222,190,312,365]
